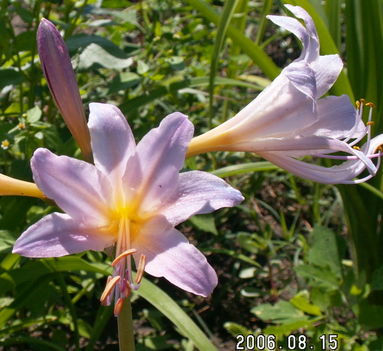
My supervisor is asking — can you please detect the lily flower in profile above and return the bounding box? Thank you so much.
[186,5,382,184]
[13,104,243,315]
[38,18,92,161]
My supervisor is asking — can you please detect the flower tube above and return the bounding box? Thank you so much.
[186,5,382,184]
[13,103,244,315]
[0,174,45,198]
[38,19,92,161]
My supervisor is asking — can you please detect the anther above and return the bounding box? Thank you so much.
[353,146,361,150]
[135,254,146,285]
[114,298,124,316]
[112,248,137,267]
[367,121,375,126]
[360,98,366,104]
[366,102,375,108]
[356,101,360,109]
[100,275,121,304]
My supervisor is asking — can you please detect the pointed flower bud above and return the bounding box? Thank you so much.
[37,18,92,161]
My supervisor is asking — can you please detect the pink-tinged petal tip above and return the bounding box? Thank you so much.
[13,213,113,258]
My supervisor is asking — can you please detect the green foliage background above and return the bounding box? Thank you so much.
[0,0,382,350]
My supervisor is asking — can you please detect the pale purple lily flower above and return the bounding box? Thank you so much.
[38,19,92,161]
[13,103,243,314]
[187,5,382,184]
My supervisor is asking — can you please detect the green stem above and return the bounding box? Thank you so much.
[118,299,135,351]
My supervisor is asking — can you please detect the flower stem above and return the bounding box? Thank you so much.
[117,298,135,351]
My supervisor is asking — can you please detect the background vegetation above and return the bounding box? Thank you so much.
[0,0,382,350]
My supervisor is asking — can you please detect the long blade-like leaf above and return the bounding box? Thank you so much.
[136,278,217,351]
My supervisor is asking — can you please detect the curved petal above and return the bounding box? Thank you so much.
[259,149,378,184]
[284,61,317,102]
[31,148,111,226]
[268,5,318,62]
[133,217,217,297]
[254,136,375,173]
[161,171,244,226]
[299,95,365,139]
[133,112,194,213]
[88,103,136,181]
[13,213,113,257]
[311,55,343,97]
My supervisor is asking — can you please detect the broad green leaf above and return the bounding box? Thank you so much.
[189,214,218,235]
[290,291,322,316]
[307,226,342,277]
[26,106,42,123]
[251,301,307,323]
[78,43,133,69]
[136,278,217,351]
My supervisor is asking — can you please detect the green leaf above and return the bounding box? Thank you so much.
[189,214,218,235]
[136,278,217,351]
[212,162,280,177]
[78,43,133,70]
[294,265,339,290]
[26,106,42,123]
[290,291,322,316]
[224,322,252,337]
[208,0,239,123]
[307,226,342,277]
[251,301,307,324]
[263,318,318,337]
[0,69,24,90]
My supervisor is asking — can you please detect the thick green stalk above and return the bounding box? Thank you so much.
[117,299,135,351]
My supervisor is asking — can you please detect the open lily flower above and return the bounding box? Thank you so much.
[13,103,243,314]
[186,5,382,184]
[38,19,92,161]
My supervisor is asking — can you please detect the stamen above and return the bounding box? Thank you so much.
[112,248,137,267]
[100,275,121,304]
[114,297,124,316]
[356,100,360,109]
[353,146,361,150]
[366,102,375,108]
[135,254,146,285]
[367,121,375,126]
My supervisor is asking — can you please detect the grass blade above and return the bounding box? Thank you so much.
[136,278,217,351]
[208,0,239,126]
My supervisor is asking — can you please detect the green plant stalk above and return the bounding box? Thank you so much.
[118,299,135,351]
[208,0,238,126]
[186,0,280,79]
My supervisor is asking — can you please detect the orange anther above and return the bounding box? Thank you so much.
[112,248,137,267]
[114,298,125,316]
[100,275,120,304]
[135,254,146,285]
